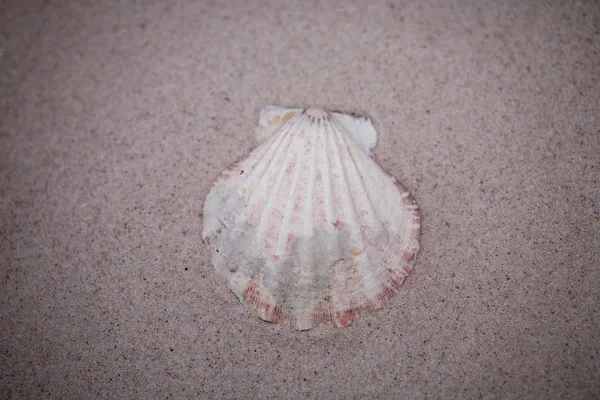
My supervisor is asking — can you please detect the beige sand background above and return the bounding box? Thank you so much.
[1,0,599,398]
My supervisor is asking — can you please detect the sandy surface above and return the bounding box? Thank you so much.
[1,0,599,398]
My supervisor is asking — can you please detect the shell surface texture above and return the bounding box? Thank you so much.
[203,106,420,330]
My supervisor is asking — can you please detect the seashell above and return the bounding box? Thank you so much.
[203,106,420,330]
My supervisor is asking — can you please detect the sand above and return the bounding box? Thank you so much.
[1,0,599,398]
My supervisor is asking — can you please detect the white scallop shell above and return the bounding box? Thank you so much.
[203,107,420,330]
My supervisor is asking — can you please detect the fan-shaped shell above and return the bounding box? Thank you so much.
[202,107,420,330]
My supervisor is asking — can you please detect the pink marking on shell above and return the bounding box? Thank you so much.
[403,251,415,263]
[271,305,283,323]
[411,228,420,240]
[334,310,355,328]
[240,279,285,324]
[389,270,405,285]
[332,220,343,229]
[241,281,258,302]
[402,194,417,206]
[351,248,362,256]
[376,284,397,304]
[394,181,407,192]
[313,300,333,327]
